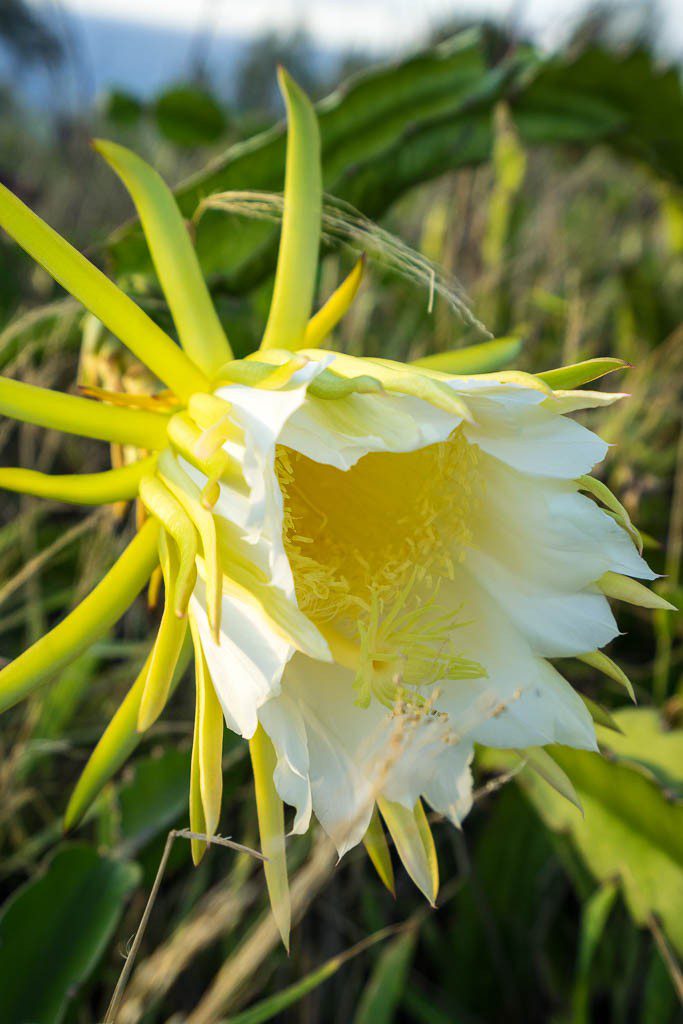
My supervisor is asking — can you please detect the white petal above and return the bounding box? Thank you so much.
[259,694,312,835]
[281,390,457,470]
[434,571,597,750]
[472,453,655,589]
[190,580,293,739]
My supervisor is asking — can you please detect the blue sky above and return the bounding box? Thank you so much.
[32,0,681,56]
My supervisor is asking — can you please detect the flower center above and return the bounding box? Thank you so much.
[277,426,480,625]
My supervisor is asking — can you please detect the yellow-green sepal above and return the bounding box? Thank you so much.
[537,358,629,390]
[0,519,161,714]
[260,69,322,351]
[362,806,395,896]
[95,139,232,376]
[0,376,169,449]
[412,336,522,374]
[0,456,157,505]
[0,181,207,399]
[598,572,676,612]
[63,630,192,831]
[378,797,439,906]
[250,723,291,950]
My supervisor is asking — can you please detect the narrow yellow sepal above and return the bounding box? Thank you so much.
[0,182,207,399]
[0,376,169,449]
[260,69,322,351]
[378,797,439,906]
[158,451,222,642]
[139,475,198,615]
[578,649,636,703]
[303,256,365,349]
[137,531,189,732]
[189,613,224,838]
[516,747,583,814]
[0,456,156,505]
[598,571,676,612]
[95,139,232,376]
[190,692,209,866]
[363,806,395,896]
[0,519,160,714]
[250,724,291,950]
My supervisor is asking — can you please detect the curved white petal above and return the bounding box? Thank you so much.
[190,579,293,739]
[258,694,312,835]
[281,390,457,470]
[433,571,598,750]
[472,452,654,590]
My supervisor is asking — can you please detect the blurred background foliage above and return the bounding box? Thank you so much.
[0,1,681,1022]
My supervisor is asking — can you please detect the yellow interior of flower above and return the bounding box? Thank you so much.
[276,426,481,625]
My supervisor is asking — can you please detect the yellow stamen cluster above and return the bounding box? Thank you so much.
[277,426,481,624]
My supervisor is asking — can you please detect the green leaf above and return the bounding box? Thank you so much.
[412,336,522,373]
[484,718,683,958]
[108,35,683,299]
[353,929,417,1024]
[571,883,618,1024]
[0,843,140,1024]
[103,89,143,127]
[154,85,227,146]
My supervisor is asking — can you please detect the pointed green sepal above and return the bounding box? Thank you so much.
[378,797,439,906]
[598,571,676,612]
[0,182,207,399]
[578,649,636,703]
[250,723,291,950]
[578,475,643,553]
[95,139,232,376]
[260,69,322,351]
[537,358,629,390]
[413,336,522,374]
[137,530,189,732]
[579,694,624,734]
[516,747,583,814]
[363,806,395,896]
[189,612,224,838]
[0,519,161,714]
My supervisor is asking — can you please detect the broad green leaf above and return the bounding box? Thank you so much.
[0,520,160,714]
[0,843,140,1024]
[117,747,192,857]
[95,139,232,375]
[413,336,522,373]
[353,929,418,1024]
[260,69,322,350]
[154,85,228,147]
[483,721,683,957]
[108,36,683,297]
[597,708,683,798]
